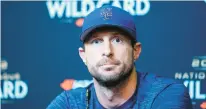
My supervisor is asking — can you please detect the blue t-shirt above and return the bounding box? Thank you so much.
[91,85,137,109]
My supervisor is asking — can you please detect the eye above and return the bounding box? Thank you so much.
[91,39,102,45]
[112,37,123,44]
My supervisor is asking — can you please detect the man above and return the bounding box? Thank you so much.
[47,5,193,109]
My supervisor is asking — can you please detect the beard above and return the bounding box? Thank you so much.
[88,57,134,88]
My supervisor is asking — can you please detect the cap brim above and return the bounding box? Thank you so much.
[80,24,136,42]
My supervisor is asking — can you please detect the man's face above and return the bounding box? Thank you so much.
[79,28,140,85]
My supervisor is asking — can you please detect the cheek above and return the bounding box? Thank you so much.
[114,46,133,64]
[85,48,102,65]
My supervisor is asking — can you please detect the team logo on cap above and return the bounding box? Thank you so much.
[100,7,112,20]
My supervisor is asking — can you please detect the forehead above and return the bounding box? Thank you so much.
[92,30,122,38]
[84,26,131,42]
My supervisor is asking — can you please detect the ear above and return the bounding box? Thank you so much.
[78,47,87,65]
[133,42,141,61]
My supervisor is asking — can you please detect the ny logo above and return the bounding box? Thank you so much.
[100,8,112,20]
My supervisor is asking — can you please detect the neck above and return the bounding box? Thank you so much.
[93,67,137,109]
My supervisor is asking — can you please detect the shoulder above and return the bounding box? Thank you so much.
[140,72,179,85]
[152,82,193,109]
[139,72,185,92]
[140,72,189,97]
[144,72,189,96]
[47,87,88,109]
[139,72,192,109]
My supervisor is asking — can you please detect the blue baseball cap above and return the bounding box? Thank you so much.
[80,5,137,42]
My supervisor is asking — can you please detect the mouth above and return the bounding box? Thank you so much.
[100,64,118,71]
[97,59,120,68]
[101,64,116,67]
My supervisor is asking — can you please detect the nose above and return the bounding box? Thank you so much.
[102,41,113,57]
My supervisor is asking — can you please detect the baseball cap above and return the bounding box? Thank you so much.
[80,5,137,42]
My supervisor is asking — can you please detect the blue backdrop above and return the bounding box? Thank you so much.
[1,1,206,109]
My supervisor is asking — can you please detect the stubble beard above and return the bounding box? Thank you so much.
[89,60,134,88]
